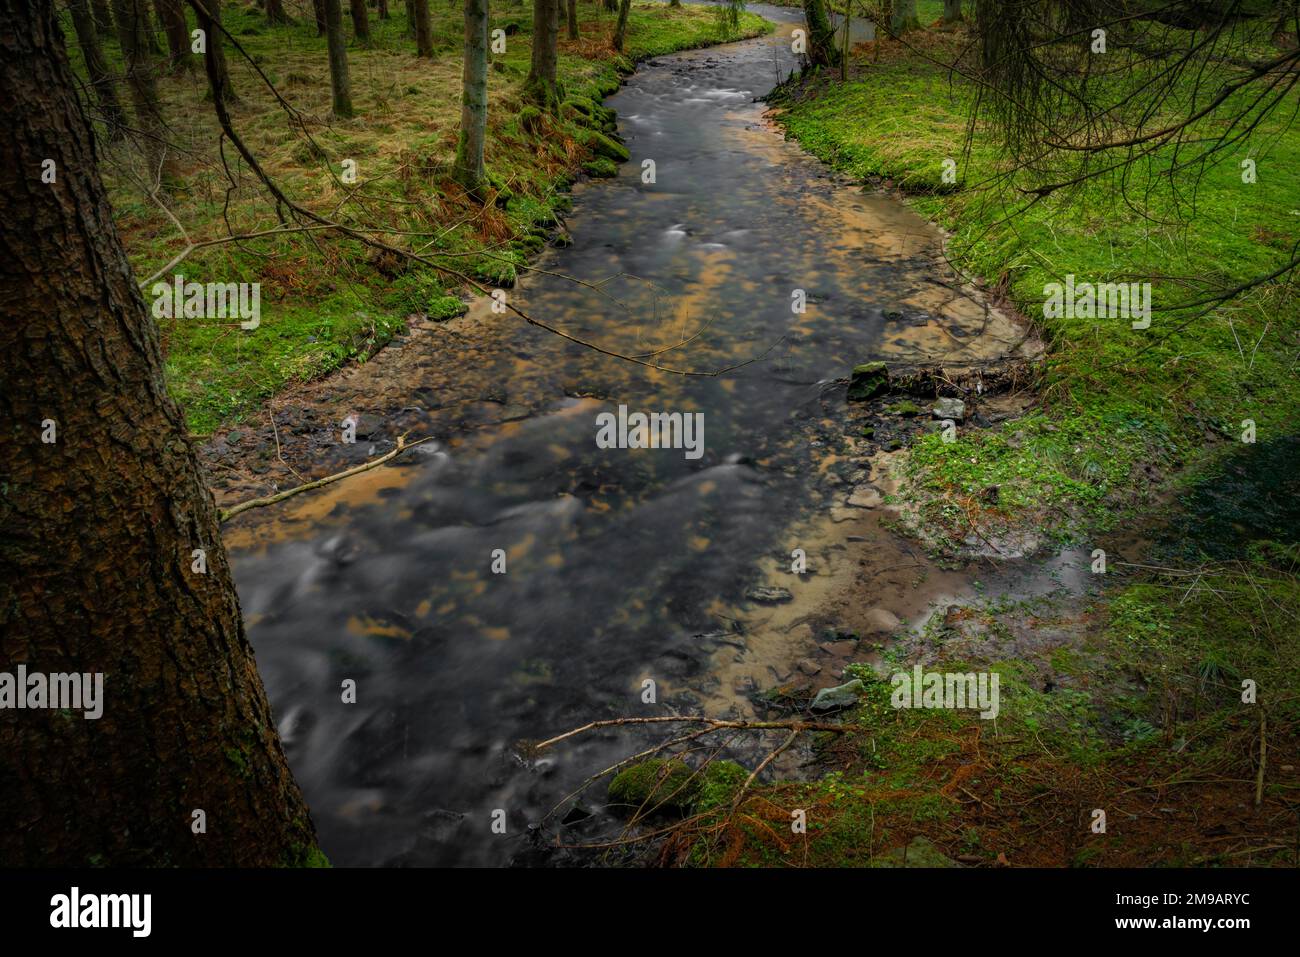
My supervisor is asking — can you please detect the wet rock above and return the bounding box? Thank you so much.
[847,484,883,508]
[746,585,793,604]
[810,678,866,711]
[607,759,699,815]
[560,804,594,827]
[847,361,889,402]
[797,658,822,676]
[352,413,385,439]
[863,607,902,635]
[933,397,966,421]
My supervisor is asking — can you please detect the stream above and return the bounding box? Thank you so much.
[228,7,1029,866]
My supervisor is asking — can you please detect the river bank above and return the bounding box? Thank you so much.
[661,12,1300,867]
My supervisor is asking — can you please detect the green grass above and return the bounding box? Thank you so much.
[71,2,770,435]
[773,24,1300,547]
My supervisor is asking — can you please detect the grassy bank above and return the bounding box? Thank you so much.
[74,2,771,435]
[773,22,1299,553]
[667,16,1300,867]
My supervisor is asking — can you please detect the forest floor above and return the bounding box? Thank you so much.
[650,12,1300,867]
[82,1,770,441]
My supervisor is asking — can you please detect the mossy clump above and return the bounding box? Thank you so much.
[607,758,700,815]
[580,129,630,163]
[519,105,544,137]
[694,760,748,811]
[583,157,619,178]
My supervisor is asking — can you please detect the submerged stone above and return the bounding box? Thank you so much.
[933,397,966,421]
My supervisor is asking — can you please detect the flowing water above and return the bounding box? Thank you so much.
[228,7,1030,866]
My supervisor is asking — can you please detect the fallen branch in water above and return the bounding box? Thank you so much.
[218,433,433,523]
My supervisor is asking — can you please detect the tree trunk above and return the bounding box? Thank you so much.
[154,0,191,71]
[891,0,919,34]
[612,0,630,51]
[377,0,388,18]
[525,0,560,105]
[92,0,114,31]
[0,0,322,868]
[413,0,433,55]
[110,0,175,180]
[566,0,577,40]
[199,0,237,102]
[942,0,962,23]
[349,0,370,43]
[802,0,840,67]
[314,0,326,34]
[266,0,292,24]
[69,0,128,138]
[602,0,615,12]
[840,0,850,80]
[323,0,354,115]
[453,0,489,194]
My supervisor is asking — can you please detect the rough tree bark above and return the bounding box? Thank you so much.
[322,0,355,116]
[802,0,840,68]
[376,0,388,18]
[313,0,326,34]
[349,0,371,43]
[154,0,192,71]
[413,0,433,55]
[453,0,489,194]
[612,0,630,51]
[525,0,560,106]
[891,0,920,34]
[566,0,577,40]
[0,0,322,868]
[68,0,128,138]
[266,0,291,24]
[942,0,963,23]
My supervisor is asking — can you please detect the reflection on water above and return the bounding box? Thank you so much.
[229,7,1014,866]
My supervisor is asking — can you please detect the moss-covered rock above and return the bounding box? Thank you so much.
[847,361,889,402]
[607,758,700,815]
[583,157,619,178]
[580,129,630,163]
